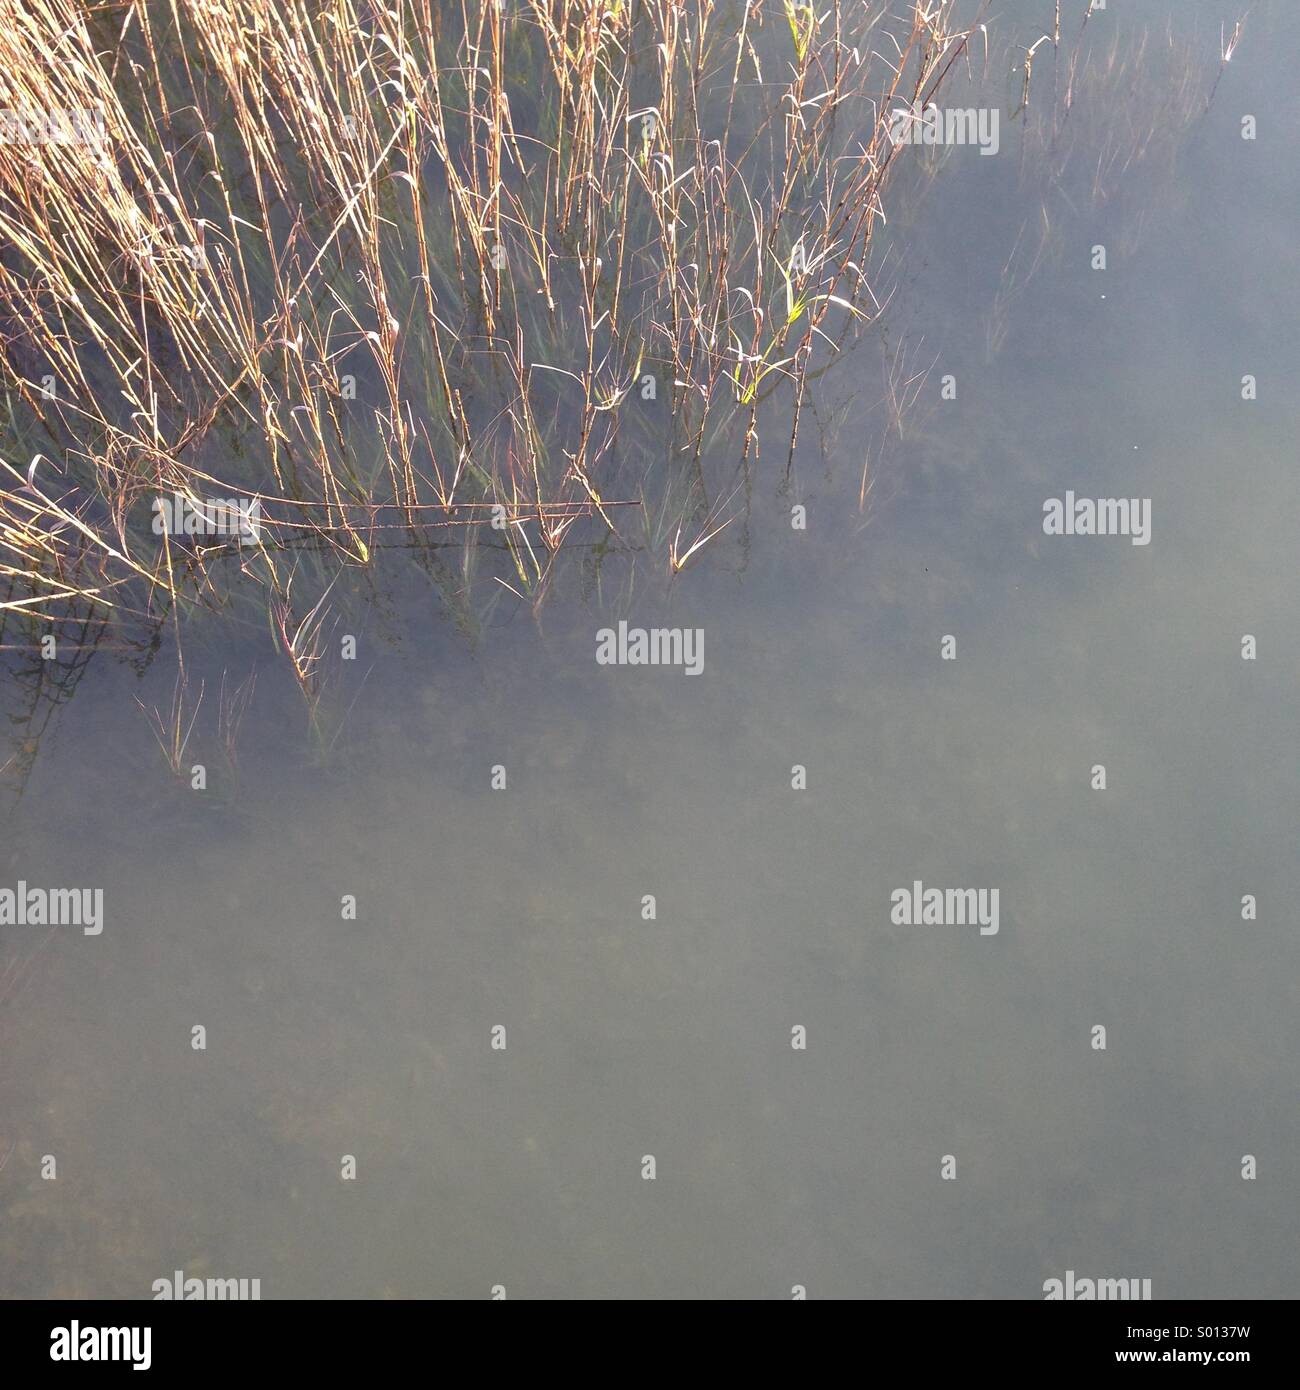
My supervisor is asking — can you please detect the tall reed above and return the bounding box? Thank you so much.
[0,0,985,632]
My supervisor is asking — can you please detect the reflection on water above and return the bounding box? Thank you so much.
[2,0,1297,1298]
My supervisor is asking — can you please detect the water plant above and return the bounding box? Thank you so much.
[0,0,987,639]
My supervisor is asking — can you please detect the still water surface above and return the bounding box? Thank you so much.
[2,0,1296,1297]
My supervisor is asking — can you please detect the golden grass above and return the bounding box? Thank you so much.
[0,0,990,660]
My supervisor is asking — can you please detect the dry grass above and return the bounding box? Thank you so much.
[0,0,987,642]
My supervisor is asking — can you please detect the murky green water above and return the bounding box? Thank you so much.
[3,0,1296,1298]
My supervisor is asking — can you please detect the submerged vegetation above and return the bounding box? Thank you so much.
[0,1,986,622]
[0,0,1238,772]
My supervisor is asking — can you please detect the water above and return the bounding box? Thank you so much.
[2,0,1296,1298]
